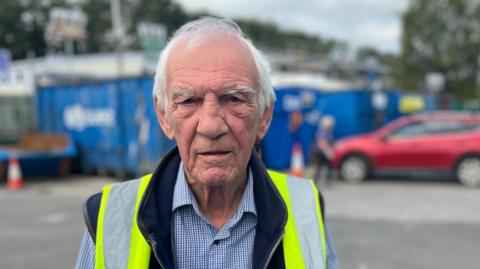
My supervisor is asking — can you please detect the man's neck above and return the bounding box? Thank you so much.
[189,179,247,230]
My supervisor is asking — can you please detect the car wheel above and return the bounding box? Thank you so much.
[456,157,480,188]
[340,155,370,184]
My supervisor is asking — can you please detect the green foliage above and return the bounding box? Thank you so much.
[235,18,343,57]
[1,0,345,63]
[0,1,50,59]
[356,46,395,67]
[129,0,189,34]
[80,0,112,52]
[394,0,480,99]
[0,0,190,58]
[80,0,190,52]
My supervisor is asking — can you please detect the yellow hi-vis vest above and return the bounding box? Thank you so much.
[95,170,327,269]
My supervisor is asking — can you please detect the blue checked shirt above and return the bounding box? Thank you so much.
[75,163,338,269]
[171,163,257,268]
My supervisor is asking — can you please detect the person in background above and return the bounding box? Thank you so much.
[313,115,336,185]
[75,16,338,269]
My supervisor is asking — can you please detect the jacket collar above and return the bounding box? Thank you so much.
[137,146,287,269]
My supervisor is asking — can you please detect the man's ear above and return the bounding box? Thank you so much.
[154,97,175,140]
[257,103,274,141]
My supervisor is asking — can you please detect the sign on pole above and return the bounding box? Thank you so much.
[137,22,167,62]
[45,8,88,43]
[0,49,11,82]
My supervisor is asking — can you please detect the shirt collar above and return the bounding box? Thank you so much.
[172,162,257,216]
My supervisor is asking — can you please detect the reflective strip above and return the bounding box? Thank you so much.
[98,179,143,269]
[311,181,327,269]
[95,185,111,269]
[127,175,152,269]
[267,170,327,269]
[287,175,325,269]
[267,170,306,269]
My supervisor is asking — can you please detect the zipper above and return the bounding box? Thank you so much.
[260,167,289,269]
[137,190,166,268]
[262,231,285,269]
[150,238,166,269]
[137,193,166,269]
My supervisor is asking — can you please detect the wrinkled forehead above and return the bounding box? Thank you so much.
[174,28,243,51]
[166,31,259,87]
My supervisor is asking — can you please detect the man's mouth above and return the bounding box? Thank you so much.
[199,151,230,156]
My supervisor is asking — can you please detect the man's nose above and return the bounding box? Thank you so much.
[196,101,228,139]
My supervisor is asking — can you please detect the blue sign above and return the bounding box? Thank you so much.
[0,49,11,80]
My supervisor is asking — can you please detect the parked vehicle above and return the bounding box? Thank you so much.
[332,112,480,187]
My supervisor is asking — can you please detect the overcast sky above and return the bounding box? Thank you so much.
[174,0,410,54]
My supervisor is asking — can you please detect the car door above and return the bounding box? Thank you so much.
[415,120,477,168]
[374,120,432,168]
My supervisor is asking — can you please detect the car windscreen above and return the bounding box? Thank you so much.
[389,122,427,138]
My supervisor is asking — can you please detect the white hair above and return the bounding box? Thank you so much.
[152,16,275,113]
[320,115,335,129]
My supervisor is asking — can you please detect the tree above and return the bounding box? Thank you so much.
[129,0,190,34]
[79,0,191,52]
[235,18,345,58]
[0,0,190,58]
[356,46,395,67]
[80,0,112,53]
[394,0,480,99]
[0,0,95,59]
[1,0,345,63]
[0,0,65,59]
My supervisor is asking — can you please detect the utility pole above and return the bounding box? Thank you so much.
[110,0,124,77]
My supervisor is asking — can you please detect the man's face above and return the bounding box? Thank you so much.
[156,35,272,188]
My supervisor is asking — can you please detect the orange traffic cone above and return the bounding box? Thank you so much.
[7,157,24,190]
[290,143,305,177]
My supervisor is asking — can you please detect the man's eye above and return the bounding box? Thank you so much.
[227,95,242,103]
[180,98,196,105]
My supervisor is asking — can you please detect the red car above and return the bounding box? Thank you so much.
[332,112,480,187]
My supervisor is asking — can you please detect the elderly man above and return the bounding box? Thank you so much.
[76,17,337,269]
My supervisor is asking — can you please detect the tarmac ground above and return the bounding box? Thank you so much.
[1,171,479,269]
